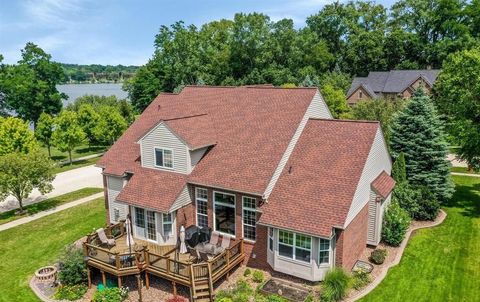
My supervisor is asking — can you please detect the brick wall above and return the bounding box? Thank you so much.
[347,87,372,105]
[335,202,369,270]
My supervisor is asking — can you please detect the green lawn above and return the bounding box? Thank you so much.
[451,166,479,175]
[53,156,101,173]
[0,188,103,225]
[40,144,107,162]
[0,198,105,302]
[361,175,480,302]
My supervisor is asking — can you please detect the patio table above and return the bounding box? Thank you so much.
[195,242,224,256]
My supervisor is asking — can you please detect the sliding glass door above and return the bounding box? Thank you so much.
[134,207,157,242]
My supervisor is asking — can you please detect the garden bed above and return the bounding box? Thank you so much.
[260,278,310,302]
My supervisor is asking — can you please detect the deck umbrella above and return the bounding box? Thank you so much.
[126,216,135,248]
[179,225,187,254]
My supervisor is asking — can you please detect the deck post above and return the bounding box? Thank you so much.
[118,276,122,288]
[87,267,92,288]
[145,272,150,289]
[172,281,177,296]
[101,270,106,286]
[136,274,143,302]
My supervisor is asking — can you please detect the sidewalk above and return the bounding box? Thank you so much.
[58,152,103,165]
[0,192,103,232]
[452,172,480,178]
[0,164,103,213]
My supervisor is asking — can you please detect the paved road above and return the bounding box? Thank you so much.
[0,192,104,232]
[0,165,103,213]
[447,153,468,167]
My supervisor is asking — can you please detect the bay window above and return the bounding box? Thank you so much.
[278,230,311,263]
[268,228,274,251]
[196,188,208,228]
[319,238,330,264]
[214,191,235,235]
[242,196,256,241]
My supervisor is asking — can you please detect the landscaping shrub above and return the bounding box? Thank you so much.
[252,270,264,283]
[92,286,128,302]
[57,245,87,285]
[266,295,289,302]
[351,270,371,290]
[54,284,87,301]
[243,268,251,277]
[320,268,351,302]
[394,183,440,221]
[369,249,387,265]
[215,279,253,302]
[415,187,441,220]
[382,202,411,246]
[393,182,421,218]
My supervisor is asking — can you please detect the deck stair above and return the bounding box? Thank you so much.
[190,263,214,302]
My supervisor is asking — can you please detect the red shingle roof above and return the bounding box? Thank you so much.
[164,114,217,150]
[115,167,187,212]
[258,119,380,238]
[99,86,317,195]
[371,171,396,199]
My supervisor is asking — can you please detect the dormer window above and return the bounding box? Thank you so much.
[155,147,174,169]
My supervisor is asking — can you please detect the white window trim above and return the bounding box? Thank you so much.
[153,147,174,170]
[133,207,158,243]
[213,190,236,238]
[277,230,312,264]
[195,187,209,228]
[242,196,257,242]
[162,212,173,238]
[268,227,274,252]
[318,238,332,267]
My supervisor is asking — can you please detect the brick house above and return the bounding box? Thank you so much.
[97,85,395,282]
[346,69,440,105]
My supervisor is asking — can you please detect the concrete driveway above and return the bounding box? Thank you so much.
[0,165,103,213]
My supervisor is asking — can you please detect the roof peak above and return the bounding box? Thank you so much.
[309,118,380,124]
[182,84,317,90]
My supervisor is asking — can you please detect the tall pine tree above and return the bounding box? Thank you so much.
[389,89,454,202]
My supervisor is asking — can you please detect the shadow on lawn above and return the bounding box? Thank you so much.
[445,183,480,218]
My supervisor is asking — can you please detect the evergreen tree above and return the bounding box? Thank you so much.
[389,89,454,202]
[391,152,407,184]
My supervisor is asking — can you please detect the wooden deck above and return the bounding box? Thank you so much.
[83,222,245,302]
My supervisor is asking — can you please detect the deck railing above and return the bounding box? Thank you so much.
[84,224,245,287]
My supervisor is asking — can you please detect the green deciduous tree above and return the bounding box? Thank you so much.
[0,43,66,126]
[0,150,55,212]
[348,98,406,140]
[320,84,350,118]
[434,48,480,170]
[35,112,54,157]
[0,116,37,156]
[389,90,454,202]
[94,106,127,145]
[52,111,85,165]
[77,104,100,146]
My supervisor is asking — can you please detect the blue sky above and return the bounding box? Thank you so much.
[0,0,394,65]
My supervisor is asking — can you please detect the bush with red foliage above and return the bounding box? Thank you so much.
[165,296,188,302]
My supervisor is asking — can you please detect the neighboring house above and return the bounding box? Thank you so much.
[346,69,440,104]
[96,85,395,283]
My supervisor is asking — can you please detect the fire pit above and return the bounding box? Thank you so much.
[35,266,57,283]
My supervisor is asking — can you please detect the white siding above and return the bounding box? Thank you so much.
[264,90,332,199]
[188,147,208,173]
[140,123,189,173]
[377,194,392,243]
[345,128,392,227]
[169,186,193,212]
[107,176,128,224]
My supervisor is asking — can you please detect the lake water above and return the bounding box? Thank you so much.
[57,83,128,105]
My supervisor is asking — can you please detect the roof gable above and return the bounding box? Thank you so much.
[258,119,380,237]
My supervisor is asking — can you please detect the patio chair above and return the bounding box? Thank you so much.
[199,251,212,262]
[188,247,200,264]
[210,232,219,246]
[220,235,231,250]
[97,228,115,248]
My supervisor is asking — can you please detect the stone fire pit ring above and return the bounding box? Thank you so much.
[35,266,57,283]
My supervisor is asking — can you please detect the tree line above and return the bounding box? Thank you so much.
[61,63,139,83]
[125,0,480,111]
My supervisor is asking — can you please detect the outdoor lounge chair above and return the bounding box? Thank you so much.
[188,247,200,263]
[220,235,231,249]
[199,251,212,262]
[209,232,219,246]
[97,228,115,248]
